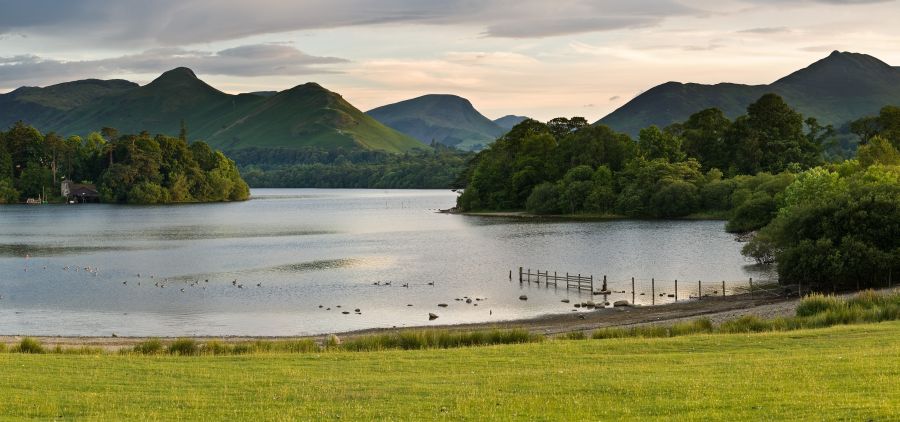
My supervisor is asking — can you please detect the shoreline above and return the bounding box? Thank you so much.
[443,208,727,221]
[0,293,795,350]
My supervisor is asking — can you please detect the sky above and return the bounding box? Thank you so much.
[1,0,899,121]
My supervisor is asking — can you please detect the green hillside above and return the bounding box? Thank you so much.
[208,83,425,152]
[598,51,900,136]
[1,68,425,154]
[0,79,138,128]
[367,94,505,150]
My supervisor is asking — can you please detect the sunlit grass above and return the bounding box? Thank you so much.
[0,322,897,420]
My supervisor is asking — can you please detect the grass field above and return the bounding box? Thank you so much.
[1,321,898,420]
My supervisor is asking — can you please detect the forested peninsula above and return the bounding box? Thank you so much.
[457,94,900,291]
[0,122,249,204]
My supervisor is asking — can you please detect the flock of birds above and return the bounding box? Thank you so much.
[7,262,496,320]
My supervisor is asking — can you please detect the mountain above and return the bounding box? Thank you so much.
[0,79,138,129]
[367,94,505,151]
[494,115,529,131]
[1,68,425,154]
[207,83,423,152]
[598,51,900,136]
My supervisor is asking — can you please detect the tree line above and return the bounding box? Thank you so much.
[456,93,900,291]
[0,122,249,204]
[237,143,473,189]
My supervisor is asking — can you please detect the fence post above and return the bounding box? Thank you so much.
[698,280,702,300]
[652,278,655,305]
[603,275,608,292]
[749,277,753,295]
[675,279,678,302]
[722,281,726,297]
[631,277,635,304]
[509,269,512,280]
[590,275,594,292]
[519,267,523,283]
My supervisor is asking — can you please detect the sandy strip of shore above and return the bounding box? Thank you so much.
[0,293,797,350]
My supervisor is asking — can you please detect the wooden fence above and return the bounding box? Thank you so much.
[517,267,593,292]
[511,268,781,305]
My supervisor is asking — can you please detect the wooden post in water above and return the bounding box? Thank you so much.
[722,281,726,297]
[509,269,512,280]
[698,280,702,300]
[651,278,655,305]
[749,277,753,295]
[675,279,678,302]
[631,277,635,304]
[519,267,523,283]
[590,275,593,292]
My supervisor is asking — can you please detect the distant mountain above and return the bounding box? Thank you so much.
[367,94,505,151]
[0,68,425,154]
[598,51,900,136]
[494,115,529,130]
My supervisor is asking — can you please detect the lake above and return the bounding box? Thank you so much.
[0,189,774,336]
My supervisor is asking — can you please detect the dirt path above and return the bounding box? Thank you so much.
[0,293,797,351]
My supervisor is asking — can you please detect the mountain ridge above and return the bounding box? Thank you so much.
[0,69,425,154]
[597,51,900,136]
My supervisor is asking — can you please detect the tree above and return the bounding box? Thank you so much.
[730,94,820,174]
[857,136,900,167]
[525,182,561,215]
[745,164,900,291]
[637,125,686,162]
[555,125,635,172]
[679,108,733,171]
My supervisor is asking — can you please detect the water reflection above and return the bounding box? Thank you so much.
[0,189,775,336]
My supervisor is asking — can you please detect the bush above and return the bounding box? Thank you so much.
[726,193,777,232]
[526,182,562,215]
[796,294,844,317]
[340,329,541,352]
[132,339,165,355]
[13,338,45,354]
[167,338,198,356]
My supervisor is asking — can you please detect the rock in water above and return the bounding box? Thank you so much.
[519,295,528,301]
[326,334,341,345]
[438,303,448,307]
[613,300,630,307]
[429,313,439,320]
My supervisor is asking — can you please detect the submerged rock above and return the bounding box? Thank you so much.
[519,295,528,301]
[429,313,439,320]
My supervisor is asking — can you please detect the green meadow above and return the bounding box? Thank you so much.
[1,320,898,420]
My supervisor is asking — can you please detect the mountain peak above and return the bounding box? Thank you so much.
[772,51,899,90]
[160,67,198,79]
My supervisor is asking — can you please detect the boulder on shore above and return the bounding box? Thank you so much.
[613,300,630,307]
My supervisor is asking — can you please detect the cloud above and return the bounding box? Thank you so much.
[609,96,621,101]
[0,44,347,88]
[0,0,700,44]
[738,26,792,34]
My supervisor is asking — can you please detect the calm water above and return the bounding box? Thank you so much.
[0,189,774,336]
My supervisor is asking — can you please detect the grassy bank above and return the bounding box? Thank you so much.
[0,322,897,419]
